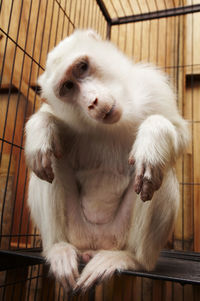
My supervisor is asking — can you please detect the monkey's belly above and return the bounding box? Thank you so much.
[66,169,135,250]
[76,169,130,224]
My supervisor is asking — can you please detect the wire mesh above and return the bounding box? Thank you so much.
[0,0,200,300]
[0,0,107,251]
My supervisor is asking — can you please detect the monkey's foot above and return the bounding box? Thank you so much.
[75,250,139,292]
[46,242,79,291]
[132,162,163,202]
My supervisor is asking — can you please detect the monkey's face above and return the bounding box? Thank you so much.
[53,54,122,125]
[38,30,132,127]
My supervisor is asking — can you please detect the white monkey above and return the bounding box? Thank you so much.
[25,29,189,292]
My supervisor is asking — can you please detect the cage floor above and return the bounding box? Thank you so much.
[0,249,200,286]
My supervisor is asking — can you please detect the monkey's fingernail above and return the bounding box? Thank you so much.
[47,177,54,183]
[73,287,81,295]
[141,198,151,202]
[141,193,152,202]
[54,151,63,159]
[134,181,141,193]
[128,157,135,165]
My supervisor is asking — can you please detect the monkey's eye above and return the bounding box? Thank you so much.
[73,58,89,78]
[79,61,88,72]
[64,80,74,90]
[59,80,74,96]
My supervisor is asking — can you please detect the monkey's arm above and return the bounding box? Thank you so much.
[25,103,64,182]
[129,113,189,201]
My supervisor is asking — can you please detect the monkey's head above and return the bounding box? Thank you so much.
[39,30,133,130]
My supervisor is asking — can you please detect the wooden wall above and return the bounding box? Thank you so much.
[1,0,200,300]
[108,1,200,300]
[110,4,200,255]
[0,0,107,250]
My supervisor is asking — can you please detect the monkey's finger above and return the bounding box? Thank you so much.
[33,152,50,182]
[134,174,143,194]
[63,263,79,289]
[128,155,135,165]
[60,277,70,293]
[150,166,163,191]
[140,179,154,202]
[42,152,54,182]
[133,164,145,194]
[62,254,79,289]
[52,134,63,159]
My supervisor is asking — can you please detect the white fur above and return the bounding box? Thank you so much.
[25,29,189,291]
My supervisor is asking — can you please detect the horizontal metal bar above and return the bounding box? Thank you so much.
[111,4,200,25]
[96,0,111,24]
[0,28,45,72]
[0,249,44,271]
[1,249,200,285]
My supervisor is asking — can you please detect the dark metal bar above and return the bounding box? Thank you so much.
[111,4,200,25]
[0,28,45,71]
[106,22,111,40]
[1,250,200,286]
[0,250,44,271]
[55,0,75,30]
[96,0,111,24]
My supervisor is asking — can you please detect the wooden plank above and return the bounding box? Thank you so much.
[3,268,28,301]
[186,11,200,74]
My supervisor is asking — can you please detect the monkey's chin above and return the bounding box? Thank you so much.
[102,104,122,124]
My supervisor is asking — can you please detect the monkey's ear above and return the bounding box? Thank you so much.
[86,29,101,41]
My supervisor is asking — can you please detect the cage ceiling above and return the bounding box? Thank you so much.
[97,0,200,25]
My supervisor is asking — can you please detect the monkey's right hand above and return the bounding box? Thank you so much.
[30,139,62,183]
[25,111,63,183]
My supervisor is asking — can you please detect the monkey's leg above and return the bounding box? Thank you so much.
[128,169,179,271]
[28,172,80,291]
[45,242,79,290]
[75,249,141,292]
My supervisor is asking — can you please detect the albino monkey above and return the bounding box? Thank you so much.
[25,29,189,292]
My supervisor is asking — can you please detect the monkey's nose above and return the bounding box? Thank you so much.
[88,98,98,110]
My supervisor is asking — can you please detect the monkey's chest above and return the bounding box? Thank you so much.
[76,169,130,225]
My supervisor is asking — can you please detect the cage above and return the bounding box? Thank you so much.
[0,0,200,300]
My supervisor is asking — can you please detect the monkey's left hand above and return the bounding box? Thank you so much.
[129,156,163,201]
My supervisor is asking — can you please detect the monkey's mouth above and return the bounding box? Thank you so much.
[102,103,122,124]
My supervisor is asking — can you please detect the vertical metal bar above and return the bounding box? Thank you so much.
[97,4,101,33]
[61,0,67,39]
[110,0,118,18]
[88,286,95,301]
[136,0,142,14]
[124,24,128,55]
[132,21,135,59]
[118,0,126,16]
[164,12,168,71]
[96,0,112,23]
[15,0,34,249]
[67,0,73,35]
[156,18,159,64]
[0,0,24,247]
[106,22,111,40]
[86,0,92,29]
[54,0,61,46]
[47,0,55,54]
[127,0,134,15]
[191,0,195,254]
[139,22,143,61]
[147,20,151,62]
[19,0,49,250]
[33,265,41,301]
[8,0,42,248]
[0,0,14,88]
[26,266,33,300]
